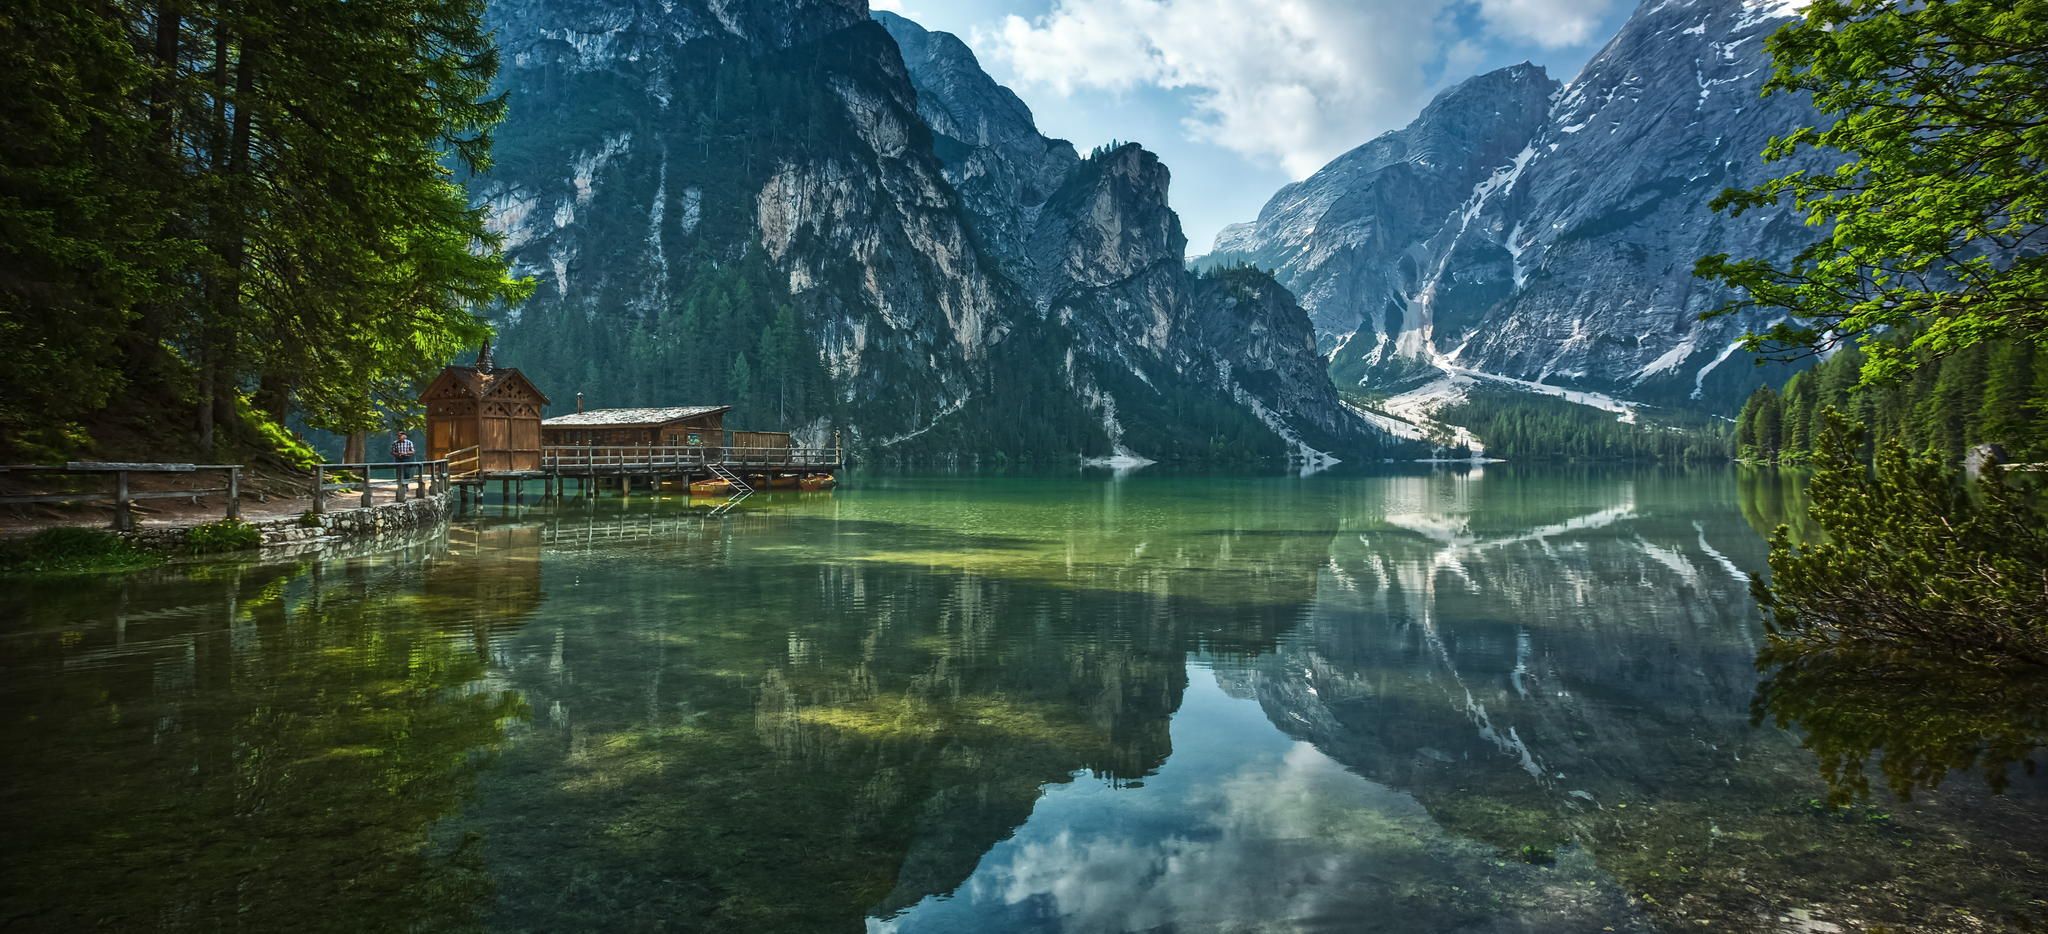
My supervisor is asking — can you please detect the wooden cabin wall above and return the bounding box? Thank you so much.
[419,366,547,470]
[424,398,479,461]
[730,430,794,451]
[510,415,542,470]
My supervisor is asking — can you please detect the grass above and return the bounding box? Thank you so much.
[183,519,260,555]
[0,528,161,574]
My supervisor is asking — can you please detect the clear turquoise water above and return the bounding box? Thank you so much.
[2,468,2042,932]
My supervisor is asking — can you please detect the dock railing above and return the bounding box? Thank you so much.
[311,459,451,514]
[0,462,244,531]
[540,444,842,473]
[445,445,482,478]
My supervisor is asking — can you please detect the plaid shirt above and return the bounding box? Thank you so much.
[391,437,416,458]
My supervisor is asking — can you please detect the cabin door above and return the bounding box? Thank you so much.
[430,419,456,460]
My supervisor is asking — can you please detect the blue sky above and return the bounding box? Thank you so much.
[871,0,1636,254]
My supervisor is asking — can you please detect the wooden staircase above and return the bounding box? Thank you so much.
[706,462,752,494]
[704,463,751,516]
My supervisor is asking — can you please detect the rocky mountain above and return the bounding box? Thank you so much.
[1206,63,1558,365]
[471,0,1392,464]
[1207,0,1820,415]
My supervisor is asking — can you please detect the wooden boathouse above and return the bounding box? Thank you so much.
[419,352,840,499]
[419,350,549,473]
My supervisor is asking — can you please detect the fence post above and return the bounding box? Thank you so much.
[113,470,132,532]
[360,467,372,508]
[226,467,241,520]
[313,465,326,514]
[397,462,408,503]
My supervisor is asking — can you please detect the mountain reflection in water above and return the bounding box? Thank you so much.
[0,468,2042,932]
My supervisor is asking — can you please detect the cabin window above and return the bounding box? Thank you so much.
[687,432,703,445]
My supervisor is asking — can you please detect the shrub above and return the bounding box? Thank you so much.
[0,527,158,573]
[1756,409,2048,669]
[184,519,261,555]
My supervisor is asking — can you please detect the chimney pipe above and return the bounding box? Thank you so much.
[576,392,585,414]
[476,339,494,373]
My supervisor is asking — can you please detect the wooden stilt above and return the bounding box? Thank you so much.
[113,470,132,532]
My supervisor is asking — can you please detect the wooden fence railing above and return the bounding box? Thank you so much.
[0,462,244,531]
[445,445,482,478]
[539,444,841,472]
[311,459,451,514]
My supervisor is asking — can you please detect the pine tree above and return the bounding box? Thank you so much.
[0,0,178,455]
[1754,386,1785,460]
[1781,371,1816,459]
[0,0,527,460]
[1976,341,2036,452]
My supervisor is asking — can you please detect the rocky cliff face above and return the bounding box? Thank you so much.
[1208,0,1819,414]
[1207,63,1558,367]
[878,12,1378,463]
[471,0,1393,463]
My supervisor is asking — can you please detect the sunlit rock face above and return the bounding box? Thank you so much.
[1209,0,1823,413]
[477,1,995,444]
[470,0,1402,461]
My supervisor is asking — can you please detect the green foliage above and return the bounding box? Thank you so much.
[1753,409,2048,670]
[1736,336,2048,464]
[0,527,159,574]
[182,518,260,555]
[236,392,320,468]
[1436,389,1733,462]
[0,0,527,460]
[1696,0,2048,384]
[0,0,177,456]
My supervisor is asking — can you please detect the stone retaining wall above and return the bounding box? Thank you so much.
[125,491,455,552]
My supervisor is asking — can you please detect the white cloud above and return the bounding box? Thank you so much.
[1472,0,1620,48]
[975,0,1616,180]
[870,0,910,11]
[978,0,1461,178]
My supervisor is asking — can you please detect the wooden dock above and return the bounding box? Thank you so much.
[452,443,843,501]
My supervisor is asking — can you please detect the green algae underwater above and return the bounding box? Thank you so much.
[1,468,2043,932]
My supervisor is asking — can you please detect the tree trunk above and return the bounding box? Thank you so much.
[256,371,290,425]
[150,0,181,143]
[198,363,214,453]
[201,38,259,454]
[343,431,366,465]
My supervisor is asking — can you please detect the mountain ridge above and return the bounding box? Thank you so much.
[473,0,1398,464]
[1205,0,1822,420]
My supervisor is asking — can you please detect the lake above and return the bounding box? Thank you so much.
[3,468,2044,932]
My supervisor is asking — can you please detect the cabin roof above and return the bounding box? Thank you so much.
[422,366,550,405]
[541,405,732,428]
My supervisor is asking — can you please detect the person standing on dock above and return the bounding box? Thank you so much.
[391,431,416,480]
